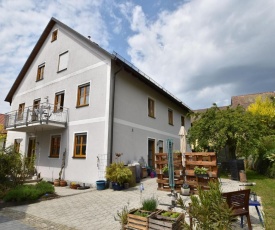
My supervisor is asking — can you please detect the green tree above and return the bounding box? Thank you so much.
[247,95,275,128]
[188,104,267,160]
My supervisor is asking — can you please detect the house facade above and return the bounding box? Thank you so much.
[4,18,191,185]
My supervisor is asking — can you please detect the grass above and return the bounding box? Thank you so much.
[3,181,55,202]
[246,170,275,230]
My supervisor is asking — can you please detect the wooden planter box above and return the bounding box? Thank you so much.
[149,210,184,230]
[127,209,155,230]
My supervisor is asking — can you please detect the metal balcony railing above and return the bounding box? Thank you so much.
[5,103,68,129]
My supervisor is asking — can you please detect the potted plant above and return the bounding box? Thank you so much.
[162,165,169,177]
[181,183,190,196]
[70,182,80,189]
[105,162,132,190]
[194,166,208,178]
[114,203,130,230]
[127,196,158,229]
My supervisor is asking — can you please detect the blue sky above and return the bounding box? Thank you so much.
[1,0,275,113]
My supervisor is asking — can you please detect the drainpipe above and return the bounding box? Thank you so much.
[109,65,123,164]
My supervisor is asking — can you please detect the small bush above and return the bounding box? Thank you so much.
[141,196,158,212]
[3,181,54,202]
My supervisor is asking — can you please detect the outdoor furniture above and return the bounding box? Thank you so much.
[222,189,252,230]
[249,200,264,226]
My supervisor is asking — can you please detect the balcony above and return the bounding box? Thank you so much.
[5,103,68,132]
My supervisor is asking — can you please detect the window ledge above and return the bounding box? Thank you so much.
[72,156,86,159]
[36,78,44,82]
[148,116,156,119]
[49,156,59,158]
[76,104,89,108]
[57,68,67,73]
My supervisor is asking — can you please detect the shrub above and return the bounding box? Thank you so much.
[3,181,54,202]
[141,196,158,212]
[178,181,235,230]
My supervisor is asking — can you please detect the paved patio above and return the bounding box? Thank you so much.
[0,178,265,229]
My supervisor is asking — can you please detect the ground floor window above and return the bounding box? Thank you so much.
[73,133,87,158]
[50,135,61,158]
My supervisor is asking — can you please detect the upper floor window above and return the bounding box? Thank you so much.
[50,135,61,158]
[54,91,65,112]
[148,98,155,118]
[73,133,87,158]
[58,51,69,72]
[36,63,45,81]
[77,83,90,107]
[181,115,185,126]
[51,29,58,42]
[17,103,25,120]
[168,109,173,125]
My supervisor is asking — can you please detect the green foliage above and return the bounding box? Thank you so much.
[247,95,275,128]
[134,210,149,217]
[188,104,269,160]
[162,165,168,173]
[105,162,132,185]
[0,146,36,187]
[161,211,180,218]
[114,203,130,227]
[194,166,208,175]
[3,181,54,202]
[141,196,158,212]
[179,181,235,230]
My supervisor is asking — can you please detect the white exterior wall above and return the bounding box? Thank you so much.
[6,24,112,185]
[112,70,191,166]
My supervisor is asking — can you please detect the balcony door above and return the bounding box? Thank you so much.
[32,99,41,121]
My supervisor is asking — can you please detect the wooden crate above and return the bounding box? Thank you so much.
[149,210,184,230]
[127,209,154,230]
[155,153,184,192]
[185,152,218,193]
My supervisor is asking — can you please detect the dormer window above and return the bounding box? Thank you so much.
[51,29,58,42]
[36,63,45,81]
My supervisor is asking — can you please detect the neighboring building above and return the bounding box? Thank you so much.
[4,18,191,185]
[0,114,7,149]
[231,91,275,109]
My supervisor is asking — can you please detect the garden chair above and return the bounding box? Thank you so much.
[222,189,252,230]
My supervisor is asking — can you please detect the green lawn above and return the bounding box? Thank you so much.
[246,170,275,230]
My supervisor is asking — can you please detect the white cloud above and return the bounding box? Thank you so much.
[0,0,110,112]
[126,0,275,109]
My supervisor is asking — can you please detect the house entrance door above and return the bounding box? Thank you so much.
[148,139,155,169]
[27,137,36,158]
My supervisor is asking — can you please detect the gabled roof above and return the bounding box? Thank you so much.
[5,17,112,104]
[5,18,191,112]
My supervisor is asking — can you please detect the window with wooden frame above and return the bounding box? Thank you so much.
[168,109,173,125]
[58,51,69,72]
[148,98,155,118]
[36,63,45,81]
[73,133,87,158]
[51,29,58,42]
[17,103,25,120]
[181,115,185,126]
[77,83,90,107]
[54,92,64,112]
[50,135,61,158]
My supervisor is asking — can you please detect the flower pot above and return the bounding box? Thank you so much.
[195,173,209,178]
[60,180,67,187]
[96,180,106,190]
[181,187,190,196]
[112,182,124,191]
[54,179,60,186]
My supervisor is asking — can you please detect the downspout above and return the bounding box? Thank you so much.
[109,65,123,164]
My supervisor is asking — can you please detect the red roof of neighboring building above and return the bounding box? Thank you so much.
[0,114,7,134]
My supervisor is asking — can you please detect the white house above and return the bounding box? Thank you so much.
[4,17,191,185]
